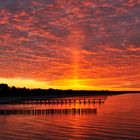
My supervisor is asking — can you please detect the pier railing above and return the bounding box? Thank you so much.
[0,97,107,104]
[22,97,107,104]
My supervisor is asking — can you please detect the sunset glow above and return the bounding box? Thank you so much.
[0,0,140,90]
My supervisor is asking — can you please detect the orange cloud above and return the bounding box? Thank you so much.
[0,0,140,90]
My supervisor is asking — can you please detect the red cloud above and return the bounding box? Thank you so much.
[0,0,140,90]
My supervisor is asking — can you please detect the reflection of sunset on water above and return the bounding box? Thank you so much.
[0,94,139,140]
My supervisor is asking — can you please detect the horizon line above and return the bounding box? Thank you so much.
[0,83,140,92]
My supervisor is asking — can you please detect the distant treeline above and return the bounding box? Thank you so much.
[0,83,108,98]
[0,83,139,98]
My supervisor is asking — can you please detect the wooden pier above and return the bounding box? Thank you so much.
[21,97,106,104]
[0,97,107,104]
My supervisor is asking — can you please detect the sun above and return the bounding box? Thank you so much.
[68,79,82,88]
[66,79,93,90]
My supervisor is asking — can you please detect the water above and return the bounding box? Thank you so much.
[0,93,139,140]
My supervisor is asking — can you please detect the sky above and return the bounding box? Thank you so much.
[0,0,140,90]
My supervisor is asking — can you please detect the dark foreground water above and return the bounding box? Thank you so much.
[0,93,140,140]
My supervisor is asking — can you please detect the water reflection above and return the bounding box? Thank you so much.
[0,94,139,140]
[0,108,97,115]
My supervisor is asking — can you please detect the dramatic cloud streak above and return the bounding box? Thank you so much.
[0,0,140,90]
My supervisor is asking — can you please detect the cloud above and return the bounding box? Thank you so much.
[0,0,140,90]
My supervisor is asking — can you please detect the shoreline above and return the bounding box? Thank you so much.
[0,91,139,104]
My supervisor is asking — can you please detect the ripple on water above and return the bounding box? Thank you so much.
[0,93,140,140]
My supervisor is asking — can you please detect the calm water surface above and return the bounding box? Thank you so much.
[0,93,140,140]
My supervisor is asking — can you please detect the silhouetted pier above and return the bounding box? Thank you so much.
[22,97,106,104]
[0,97,107,104]
[0,108,97,115]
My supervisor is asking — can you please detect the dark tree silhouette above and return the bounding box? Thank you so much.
[0,83,139,100]
[0,84,9,94]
